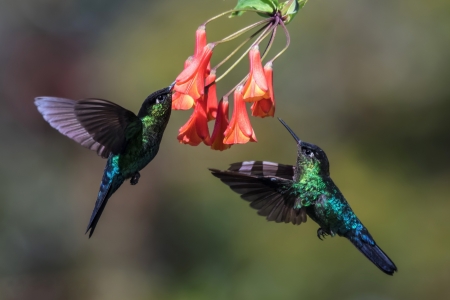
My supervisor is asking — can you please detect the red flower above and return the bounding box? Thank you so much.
[242,45,269,102]
[223,87,257,144]
[173,26,213,110]
[210,99,231,151]
[172,57,195,110]
[204,72,218,121]
[194,26,207,58]
[177,96,211,146]
[173,43,214,109]
[194,26,211,74]
[251,62,275,117]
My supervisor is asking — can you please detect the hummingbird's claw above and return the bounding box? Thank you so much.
[130,172,141,185]
[317,228,328,241]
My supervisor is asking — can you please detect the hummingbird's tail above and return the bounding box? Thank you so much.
[346,230,397,275]
[86,158,124,238]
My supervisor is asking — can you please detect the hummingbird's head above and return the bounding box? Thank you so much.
[137,83,174,118]
[278,118,330,176]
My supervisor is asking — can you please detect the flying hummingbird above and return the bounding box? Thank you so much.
[209,118,397,275]
[35,83,174,237]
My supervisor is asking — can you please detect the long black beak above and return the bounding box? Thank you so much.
[168,81,176,91]
[278,118,301,145]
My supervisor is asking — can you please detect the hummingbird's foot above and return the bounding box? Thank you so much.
[317,228,329,241]
[130,172,140,185]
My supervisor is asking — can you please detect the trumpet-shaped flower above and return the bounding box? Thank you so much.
[194,26,207,58]
[194,26,211,74]
[174,43,215,108]
[242,45,269,102]
[204,72,218,121]
[172,57,195,110]
[251,62,275,117]
[223,87,257,144]
[177,96,211,146]
[210,99,231,151]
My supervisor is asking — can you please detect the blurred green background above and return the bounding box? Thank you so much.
[1,0,449,299]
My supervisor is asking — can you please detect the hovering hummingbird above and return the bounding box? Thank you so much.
[35,83,174,237]
[209,118,397,275]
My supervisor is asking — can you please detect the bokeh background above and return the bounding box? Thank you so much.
[1,0,449,299]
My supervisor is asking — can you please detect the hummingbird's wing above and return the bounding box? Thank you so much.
[210,162,307,225]
[35,97,142,158]
[228,161,295,180]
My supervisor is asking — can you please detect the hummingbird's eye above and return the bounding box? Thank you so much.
[155,95,165,104]
[304,148,314,158]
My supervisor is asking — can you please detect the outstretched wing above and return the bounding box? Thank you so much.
[228,160,295,180]
[210,161,307,225]
[35,97,142,158]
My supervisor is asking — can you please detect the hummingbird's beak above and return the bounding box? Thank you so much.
[168,81,176,91]
[278,118,302,145]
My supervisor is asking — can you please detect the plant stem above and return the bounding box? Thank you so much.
[203,9,272,26]
[215,22,275,83]
[268,20,290,63]
[215,18,271,44]
[212,25,268,71]
[224,75,248,98]
[261,20,278,60]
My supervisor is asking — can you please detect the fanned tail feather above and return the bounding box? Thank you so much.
[347,232,397,275]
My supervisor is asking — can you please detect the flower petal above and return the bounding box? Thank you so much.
[242,46,269,102]
[205,72,218,121]
[210,99,231,151]
[177,95,211,146]
[177,112,202,146]
[174,44,214,103]
[194,26,207,58]
[251,62,275,117]
[172,92,195,110]
[223,88,257,144]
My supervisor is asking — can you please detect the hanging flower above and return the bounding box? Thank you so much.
[204,72,218,121]
[172,57,195,110]
[210,98,231,151]
[177,95,211,146]
[223,87,257,144]
[194,26,207,58]
[173,43,215,109]
[251,62,275,117]
[242,45,269,102]
[171,0,309,149]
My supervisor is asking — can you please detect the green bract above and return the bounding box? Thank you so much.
[231,0,308,23]
[280,0,307,24]
[231,0,278,17]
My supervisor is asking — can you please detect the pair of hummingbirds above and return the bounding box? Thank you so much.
[35,84,397,275]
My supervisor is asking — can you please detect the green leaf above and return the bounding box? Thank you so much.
[280,0,308,24]
[231,0,277,17]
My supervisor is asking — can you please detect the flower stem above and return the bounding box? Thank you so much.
[261,20,278,60]
[203,9,272,26]
[268,20,290,63]
[212,25,268,71]
[215,18,272,44]
[215,22,275,83]
[224,75,248,99]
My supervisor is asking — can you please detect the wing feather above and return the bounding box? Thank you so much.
[209,168,307,225]
[35,97,142,158]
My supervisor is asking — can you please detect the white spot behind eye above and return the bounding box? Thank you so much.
[156,99,160,104]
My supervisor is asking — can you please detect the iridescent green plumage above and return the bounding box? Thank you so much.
[35,84,174,237]
[210,118,397,275]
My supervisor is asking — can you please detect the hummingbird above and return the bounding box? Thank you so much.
[209,118,397,275]
[35,83,174,237]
